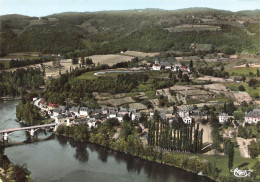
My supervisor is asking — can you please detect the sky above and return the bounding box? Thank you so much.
[0,0,259,17]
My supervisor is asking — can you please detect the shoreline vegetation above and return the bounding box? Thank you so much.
[0,142,33,182]
[53,120,253,182]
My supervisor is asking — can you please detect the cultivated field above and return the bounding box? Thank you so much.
[122,51,159,58]
[97,96,135,107]
[195,76,230,83]
[165,24,221,32]
[232,91,253,104]
[88,54,134,66]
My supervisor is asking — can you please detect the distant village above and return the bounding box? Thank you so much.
[33,97,260,130]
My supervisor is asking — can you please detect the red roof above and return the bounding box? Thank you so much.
[48,103,59,108]
[181,65,187,69]
[153,64,160,66]
[40,99,45,104]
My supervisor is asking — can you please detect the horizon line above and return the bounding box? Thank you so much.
[1,7,260,17]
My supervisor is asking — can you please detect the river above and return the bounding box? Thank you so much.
[0,100,213,182]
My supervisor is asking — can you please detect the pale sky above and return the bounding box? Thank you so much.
[0,0,259,17]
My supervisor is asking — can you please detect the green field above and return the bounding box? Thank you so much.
[224,82,260,98]
[0,61,10,69]
[76,71,98,80]
[227,67,259,76]
[198,152,256,177]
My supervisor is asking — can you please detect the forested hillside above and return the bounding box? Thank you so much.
[0,8,259,57]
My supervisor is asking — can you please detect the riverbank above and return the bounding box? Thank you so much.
[0,142,32,182]
[55,126,218,181]
[54,123,257,182]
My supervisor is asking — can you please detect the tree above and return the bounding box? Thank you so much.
[81,56,86,65]
[223,102,227,113]
[257,69,260,77]
[168,72,173,79]
[86,58,93,65]
[249,140,260,159]
[252,160,260,180]
[238,85,245,91]
[242,75,246,82]
[224,138,234,171]
[177,70,183,80]
[182,74,190,82]
[223,47,235,55]
[248,79,257,87]
[72,57,78,65]
[189,60,193,68]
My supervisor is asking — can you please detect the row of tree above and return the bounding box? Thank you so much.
[148,111,203,153]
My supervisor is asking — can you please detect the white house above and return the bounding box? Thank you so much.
[219,113,229,124]
[160,62,172,70]
[87,119,97,128]
[79,107,89,117]
[244,109,260,125]
[172,64,182,72]
[69,107,80,117]
[179,106,191,118]
[117,113,125,122]
[34,98,42,108]
[108,111,117,119]
[183,116,192,124]
[152,63,161,70]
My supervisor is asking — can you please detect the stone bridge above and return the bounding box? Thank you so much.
[0,123,59,141]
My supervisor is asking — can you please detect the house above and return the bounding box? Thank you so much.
[69,107,80,117]
[118,108,128,115]
[86,118,97,128]
[152,63,161,70]
[79,107,90,117]
[219,113,229,124]
[34,98,42,108]
[172,64,181,72]
[150,111,154,118]
[102,108,108,114]
[230,55,238,59]
[48,103,59,110]
[175,57,183,61]
[180,65,190,73]
[53,108,61,117]
[40,99,46,108]
[108,111,117,119]
[244,109,260,125]
[160,62,172,69]
[179,106,192,118]
[183,116,192,124]
[117,113,125,122]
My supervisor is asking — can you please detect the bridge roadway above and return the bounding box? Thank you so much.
[0,123,57,134]
[0,123,58,140]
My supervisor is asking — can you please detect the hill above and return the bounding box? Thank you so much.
[0,8,259,57]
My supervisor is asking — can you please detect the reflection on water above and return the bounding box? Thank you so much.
[1,100,214,182]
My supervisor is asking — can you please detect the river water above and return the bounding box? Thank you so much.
[0,100,213,182]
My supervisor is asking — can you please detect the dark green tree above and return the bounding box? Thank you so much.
[224,138,234,171]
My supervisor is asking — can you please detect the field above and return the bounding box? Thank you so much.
[87,54,135,66]
[224,82,260,99]
[122,51,159,58]
[198,153,256,177]
[227,67,259,76]
[76,71,98,80]
[165,25,221,32]
[0,60,10,69]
